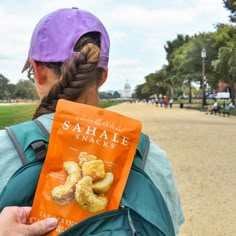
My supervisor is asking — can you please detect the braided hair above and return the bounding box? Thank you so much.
[33,32,103,119]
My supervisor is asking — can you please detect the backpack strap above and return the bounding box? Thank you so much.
[0,120,49,209]
[133,132,150,170]
[5,126,27,165]
[33,119,50,137]
[5,119,49,165]
[31,119,50,160]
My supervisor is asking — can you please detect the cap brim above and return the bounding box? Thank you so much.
[21,59,30,73]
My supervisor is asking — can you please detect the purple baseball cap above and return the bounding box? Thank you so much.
[22,7,110,73]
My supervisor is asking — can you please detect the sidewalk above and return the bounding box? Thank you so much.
[108,102,236,236]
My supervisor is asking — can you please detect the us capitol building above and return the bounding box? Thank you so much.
[105,80,133,99]
[122,80,132,98]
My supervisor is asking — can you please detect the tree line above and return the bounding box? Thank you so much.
[0,73,122,102]
[134,0,236,103]
[0,74,39,101]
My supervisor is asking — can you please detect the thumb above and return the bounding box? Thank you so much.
[29,218,58,235]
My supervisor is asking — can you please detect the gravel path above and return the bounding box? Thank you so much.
[107,102,236,236]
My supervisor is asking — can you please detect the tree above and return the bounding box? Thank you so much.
[165,36,201,103]
[0,74,10,100]
[205,24,236,90]
[14,80,38,100]
[7,84,17,99]
[135,68,170,100]
[164,34,191,62]
[134,84,146,100]
[223,0,236,22]
[99,91,113,99]
[112,91,121,99]
[213,46,236,99]
[164,29,234,103]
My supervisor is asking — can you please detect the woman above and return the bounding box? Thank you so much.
[0,7,184,234]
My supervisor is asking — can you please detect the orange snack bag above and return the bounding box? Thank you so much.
[29,99,142,235]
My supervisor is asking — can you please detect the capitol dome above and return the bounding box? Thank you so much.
[123,80,132,98]
[124,81,131,90]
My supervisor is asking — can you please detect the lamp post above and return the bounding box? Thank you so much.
[201,48,206,109]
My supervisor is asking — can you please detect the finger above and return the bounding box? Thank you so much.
[20,207,32,216]
[28,218,58,235]
[17,207,32,223]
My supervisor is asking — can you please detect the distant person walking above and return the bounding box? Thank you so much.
[169,98,174,108]
[155,97,159,107]
[159,98,163,107]
[164,96,169,108]
[229,100,235,109]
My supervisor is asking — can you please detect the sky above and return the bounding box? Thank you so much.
[0,0,230,92]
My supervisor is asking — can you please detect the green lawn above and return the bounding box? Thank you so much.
[0,100,120,129]
[0,103,38,129]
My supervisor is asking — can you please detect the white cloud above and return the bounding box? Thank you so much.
[110,6,195,29]
[110,58,141,67]
[111,31,128,41]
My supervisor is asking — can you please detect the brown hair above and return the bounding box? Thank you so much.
[33,32,103,119]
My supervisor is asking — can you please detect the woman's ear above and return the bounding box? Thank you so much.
[29,58,47,85]
[99,69,108,87]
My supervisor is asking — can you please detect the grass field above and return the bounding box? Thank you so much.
[0,103,38,129]
[0,100,120,129]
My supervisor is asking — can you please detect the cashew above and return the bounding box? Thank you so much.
[75,176,108,213]
[93,172,114,194]
[78,152,97,166]
[82,159,105,181]
[51,161,81,205]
